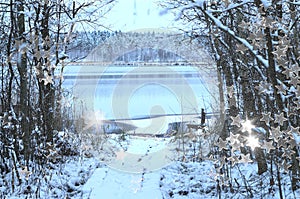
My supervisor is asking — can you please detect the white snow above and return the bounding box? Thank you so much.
[260,0,272,9]
[81,168,162,199]
[71,135,299,199]
[5,134,300,199]
[293,133,300,144]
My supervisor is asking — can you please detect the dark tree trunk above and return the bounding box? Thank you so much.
[254,147,268,175]
[16,0,30,164]
[265,27,284,113]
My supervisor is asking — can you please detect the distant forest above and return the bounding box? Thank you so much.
[67,30,210,62]
[67,30,115,61]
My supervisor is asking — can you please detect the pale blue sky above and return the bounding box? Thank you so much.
[104,0,180,31]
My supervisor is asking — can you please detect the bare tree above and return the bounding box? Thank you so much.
[161,0,300,191]
[0,0,115,194]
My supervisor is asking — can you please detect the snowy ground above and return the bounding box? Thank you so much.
[62,156,299,199]
[5,135,299,199]
[78,160,217,199]
[74,135,300,199]
[81,167,162,199]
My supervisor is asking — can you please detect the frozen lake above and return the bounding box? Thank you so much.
[61,64,218,135]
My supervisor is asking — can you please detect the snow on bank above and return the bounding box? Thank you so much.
[160,161,217,199]
[159,161,299,199]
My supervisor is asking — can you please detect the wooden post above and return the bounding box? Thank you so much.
[201,108,206,126]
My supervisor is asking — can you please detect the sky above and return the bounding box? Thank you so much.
[103,0,181,32]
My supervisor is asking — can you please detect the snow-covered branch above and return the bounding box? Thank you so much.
[202,9,269,69]
[209,0,254,13]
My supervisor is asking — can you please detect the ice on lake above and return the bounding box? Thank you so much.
[61,64,218,135]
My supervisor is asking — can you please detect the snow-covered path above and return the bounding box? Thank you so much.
[82,167,163,199]
[80,135,171,198]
